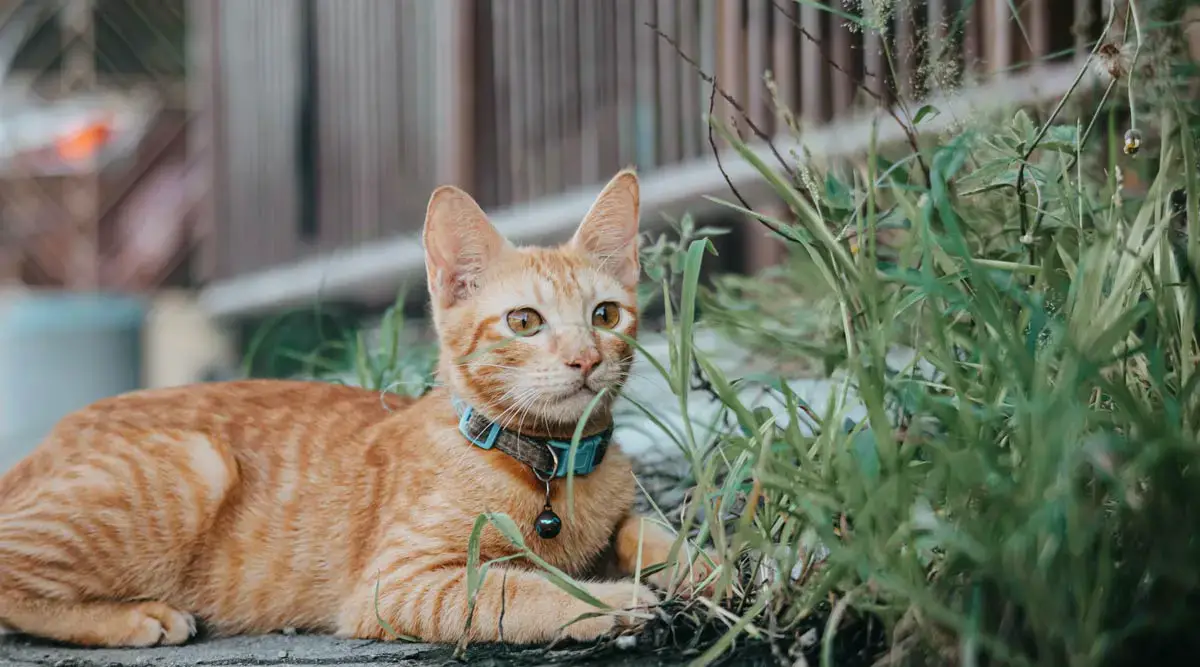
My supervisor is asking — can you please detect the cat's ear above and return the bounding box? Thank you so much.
[423,185,511,308]
[571,168,640,288]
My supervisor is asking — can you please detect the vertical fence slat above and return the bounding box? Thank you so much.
[222,2,243,276]
[716,0,743,143]
[561,0,580,190]
[489,1,510,207]
[188,0,221,280]
[315,0,338,254]
[250,2,265,269]
[770,0,795,130]
[346,1,361,246]
[397,0,413,207]
[376,1,405,234]
[508,0,527,203]
[442,1,473,191]
[926,0,946,91]
[830,9,856,112]
[677,0,700,160]
[634,0,657,168]
[985,0,1013,76]
[597,0,620,175]
[1030,0,1050,67]
[524,0,544,200]
[799,2,823,122]
[580,0,600,185]
[746,0,768,130]
[698,0,716,151]
[1073,0,1090,54]
[656,0,680,166]
[615,0,636,168]
[962,0,981,83]
[538,0,561,195]
[895,2,914,99]
[862,4,885,100]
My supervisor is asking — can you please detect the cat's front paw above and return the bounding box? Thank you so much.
[648,549,722,599]
[559,581,658,641]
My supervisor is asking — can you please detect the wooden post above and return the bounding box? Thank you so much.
[60,0,99,290]
[771,0,795,129]
[715,0,741,143]
[1029,0,1050,69]
[434,0,473,191]
[830,7,854,111]
[189,0,223,283]
[799,1,824,123]
[862,2,886,101]
[742,203,786,274]
[983,0,1013,77]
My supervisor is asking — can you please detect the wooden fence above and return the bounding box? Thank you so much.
[0,0,193,291]
[194,0,1107,284]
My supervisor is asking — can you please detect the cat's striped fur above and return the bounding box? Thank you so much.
[0,170,713,647]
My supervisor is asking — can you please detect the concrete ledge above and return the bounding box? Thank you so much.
[3,634,474,667]
[0,633,707,667]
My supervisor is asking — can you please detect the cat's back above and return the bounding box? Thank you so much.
[0,379,412,503]
[73,378,405,432]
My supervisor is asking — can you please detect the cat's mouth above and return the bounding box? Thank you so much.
[547,382,603,405]
[559,384,597,400]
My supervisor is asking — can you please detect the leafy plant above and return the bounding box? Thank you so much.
[243,287,437,397]
[634,1,1200,665]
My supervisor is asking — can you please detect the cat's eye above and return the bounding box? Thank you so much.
[591,302,621,329]
[506,308,544,336]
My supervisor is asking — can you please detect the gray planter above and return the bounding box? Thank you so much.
[0,291,146,472]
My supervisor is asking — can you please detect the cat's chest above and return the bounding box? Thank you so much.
[526,481,628,569]
[473,456,635,575]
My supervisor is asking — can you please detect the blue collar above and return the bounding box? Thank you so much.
[451,396,612,478]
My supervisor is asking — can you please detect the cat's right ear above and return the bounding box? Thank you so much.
[422,186,510,308]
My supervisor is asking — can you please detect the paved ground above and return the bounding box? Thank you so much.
[2,634,433,667]
[0,632,736,667]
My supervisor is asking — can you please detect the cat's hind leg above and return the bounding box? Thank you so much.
[0,429,239,646]
[0,592,196,647]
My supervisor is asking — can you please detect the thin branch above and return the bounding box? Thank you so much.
[1016,0,1120,255]
[767,0,883,102]
[646,22,800,185]
[706,81,753,213]
[652,20,811,248]
[767,0,931,187]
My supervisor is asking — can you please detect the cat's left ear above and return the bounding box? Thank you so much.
[570,168,640,288]
[423,185,511,308]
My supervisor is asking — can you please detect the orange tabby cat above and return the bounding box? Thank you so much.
[0,169,713,648]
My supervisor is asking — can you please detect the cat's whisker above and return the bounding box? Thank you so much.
[510,395,541,437]
[453,363,523,372]
[488,388,541,428]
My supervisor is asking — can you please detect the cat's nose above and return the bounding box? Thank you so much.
[565,349,601,377]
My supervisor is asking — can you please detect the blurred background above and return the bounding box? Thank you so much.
[0,0,1123,471]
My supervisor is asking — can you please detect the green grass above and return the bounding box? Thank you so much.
[247,1,1200,664]
[654,2,1200,665]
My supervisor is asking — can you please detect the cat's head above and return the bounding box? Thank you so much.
[422,169,640,434]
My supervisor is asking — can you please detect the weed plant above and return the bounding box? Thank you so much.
[252,1,1200,664]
